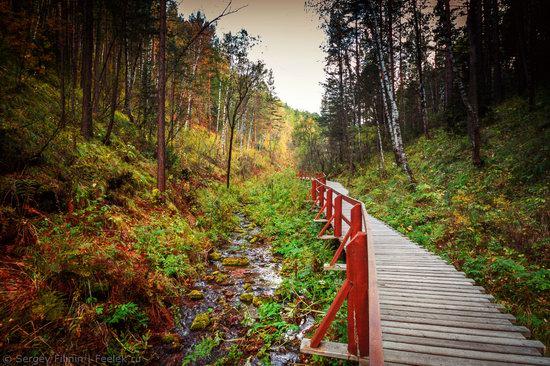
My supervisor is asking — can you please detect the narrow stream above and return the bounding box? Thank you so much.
[173,213,314,365]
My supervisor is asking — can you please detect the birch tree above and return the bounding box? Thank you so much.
[366,1,415,183]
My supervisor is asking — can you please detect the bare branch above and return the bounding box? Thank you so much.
[168,1,247,79]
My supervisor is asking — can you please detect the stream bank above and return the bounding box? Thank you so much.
[165,212,314,365]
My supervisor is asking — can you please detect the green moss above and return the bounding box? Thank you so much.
[209,251,222,261]
[253,296,269,307]
[190,312,210,331]
[211,271,229,284]
[222,256,250,267]
[239,293,254,303]
[188,290,204,300]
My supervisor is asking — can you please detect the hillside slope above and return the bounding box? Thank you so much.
[345,96,550,350]
[0,71,276,361]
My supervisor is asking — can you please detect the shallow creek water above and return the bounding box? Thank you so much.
[174,213,314,365]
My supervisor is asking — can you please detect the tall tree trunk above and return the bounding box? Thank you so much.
[58,0,67,127]
[387,0,396,94]
[226,124,235,188]
[168,64,177,141]
[215,79,223,137]
[514,0,534,109]
[442,0,454,114]
[70,0,78,122]
[489,0,503,102]
[104,45,122,145]
[92,8,103,114]
[81,0,93,140]
[438,0,482,165]
[467,0,483,165]
[412,0,430,138]
[157,0,167,192]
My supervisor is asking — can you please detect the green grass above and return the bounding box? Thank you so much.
[242,170,354,365]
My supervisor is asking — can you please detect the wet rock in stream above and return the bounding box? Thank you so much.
[188,290,204,300]
[221,256,250,266]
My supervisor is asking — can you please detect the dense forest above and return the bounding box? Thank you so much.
[0,0,549,364]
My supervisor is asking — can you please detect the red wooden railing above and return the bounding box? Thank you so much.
[298,171,384,365]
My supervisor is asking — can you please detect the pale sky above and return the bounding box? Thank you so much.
[178,0,325,114]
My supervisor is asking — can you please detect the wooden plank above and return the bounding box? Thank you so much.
[380,304,516,320]
[379,283,486,294]
[380,300,505,313]
[381,309,514,325]
[377,266,458,272]
[379,287,494,299]
[384,349,536,366]
[364,204,384,365]
[379,282,483,293]
[382,320,526,339]
[382,334,542,356]
[383,341,550,365]
[377,268,467,276]
[376,261,451,266]
[382,326,545,350]
[378,273,469,280]
[377,275,475,284]
[323,263,346,271]
[379,295,500,308]
[380,293,492,305]
[381,314,530,336]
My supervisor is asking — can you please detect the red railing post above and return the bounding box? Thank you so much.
[319,183,325,208]
[312,179,317,201]
[334,195,342,237]
[326,188,333,221]
[350,204,362,239]
[346,232,369,357]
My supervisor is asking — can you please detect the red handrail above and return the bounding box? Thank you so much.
[298,172,384,365]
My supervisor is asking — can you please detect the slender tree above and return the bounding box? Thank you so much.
[81,0,94,140]
[411,0,430,139]
[157,0,167,192]
[467,0,483,165]
[367,1,415,183]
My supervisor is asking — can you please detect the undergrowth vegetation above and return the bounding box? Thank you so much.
[0,70,273,362]
[346,96,550,350]
[243,170,353,365]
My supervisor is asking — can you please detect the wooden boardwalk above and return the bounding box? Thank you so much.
[323,179,549,366]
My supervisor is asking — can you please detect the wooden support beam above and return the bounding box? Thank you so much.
[300,339,368,364]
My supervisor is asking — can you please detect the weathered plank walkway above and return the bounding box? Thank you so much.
[322,179,549,365]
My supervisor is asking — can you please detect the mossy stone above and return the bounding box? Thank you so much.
[209,251,222,261]
[222,256,250,267]
[211,271,229,284]
[239,293,254,303]
[243,283,253,292]
[190,312,210,331]
[189,290,204,300]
